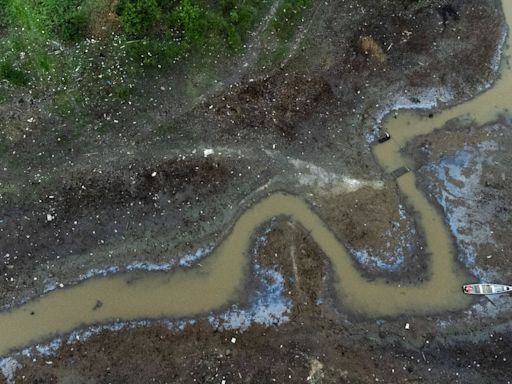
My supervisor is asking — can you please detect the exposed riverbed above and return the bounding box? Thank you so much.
[1,1,511,359]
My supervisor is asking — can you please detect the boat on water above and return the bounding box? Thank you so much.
[462,283,512,295]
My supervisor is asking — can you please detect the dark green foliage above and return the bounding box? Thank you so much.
[169,0,211,47]
[117,0,264,52]
[6,0,92,42]
[41,0,89,41]
[118,0,161,36]
[218,0,258,50]
[0,61,29,86]
[0,0,8,28]
[272,0,311,40]
[114,0,269,67]
[0,0,308,90]
[55,8,89,42]
[168,0,262,51]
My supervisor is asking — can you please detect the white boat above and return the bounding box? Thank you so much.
[462,283,512,295]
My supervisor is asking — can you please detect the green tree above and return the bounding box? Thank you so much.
[169,0,209,47]
[118,0,161,36]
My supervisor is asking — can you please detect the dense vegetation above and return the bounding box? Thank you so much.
[0,0,312,162]
[0,0,313,90]
[0,0,311,87]
[272,0,311,40]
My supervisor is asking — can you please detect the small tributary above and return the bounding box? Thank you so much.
[0,0,511,357]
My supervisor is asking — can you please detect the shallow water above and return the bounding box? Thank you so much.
[1,0,511,357]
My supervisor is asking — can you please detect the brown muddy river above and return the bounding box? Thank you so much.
[0,0,511,357]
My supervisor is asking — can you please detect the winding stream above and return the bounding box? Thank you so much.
[0,1,511,357]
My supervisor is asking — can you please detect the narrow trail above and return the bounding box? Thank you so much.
[225,0,282,85]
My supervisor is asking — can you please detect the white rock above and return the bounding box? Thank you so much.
[46,213,54,222]
[151,172,157,177]
[204,149,214,158]
[231,337,236,344]
[0,357,21,384]
[404,323,410,330]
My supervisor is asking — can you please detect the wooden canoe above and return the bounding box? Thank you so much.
[462,283,512,295]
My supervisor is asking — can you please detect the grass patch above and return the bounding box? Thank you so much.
[118,0,161,36]
[272,0,311,41]
[117,0,268,64]
[0,0,274,88]
[6,0,94,42]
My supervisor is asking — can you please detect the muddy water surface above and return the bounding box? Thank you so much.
[1,0,511,357]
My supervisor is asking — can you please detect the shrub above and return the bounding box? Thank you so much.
[217,0,258,49]
[359,35,386,64]
[0,0,9,28]
[56,8,89,42]
[0,61,30,86]
[169,0,210,47]
[118,0,161,36]
[6,0,92,42]
[169,0,261,51]
[272,0,310,41]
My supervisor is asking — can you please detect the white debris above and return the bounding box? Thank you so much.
[287,158,383,194]
[0,357,21,384]
[151,172,157,177]
[231,337,236,344]
[404,323,410,330]
[27,117,35,123]
[46,213,54,222]
[203,149,214,158]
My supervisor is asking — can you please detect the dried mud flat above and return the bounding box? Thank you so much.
[1,0,512,383]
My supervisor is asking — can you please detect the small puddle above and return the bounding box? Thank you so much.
[1,0,511,357]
